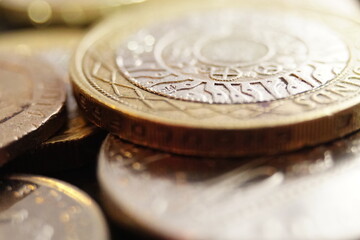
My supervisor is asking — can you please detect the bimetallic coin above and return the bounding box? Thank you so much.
[71,0,360,157]
[0,29,102,171]
[99,133,360,240]
[0,53,66,165]
[0,0,145,26]
[0,175,109,240]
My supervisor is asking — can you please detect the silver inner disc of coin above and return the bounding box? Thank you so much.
[117,10,349,104]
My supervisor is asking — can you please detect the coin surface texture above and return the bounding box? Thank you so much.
[71,0,360,157]
[0,0,144,26]
[0,28,97,143]
[0,175,109,240]
[0,53,66,165]
[99,133,360,239]
[0,29,104,172]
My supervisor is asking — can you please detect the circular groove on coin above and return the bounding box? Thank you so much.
[71,0,360,157]
[117,10,347,104]
[0,175,109,240]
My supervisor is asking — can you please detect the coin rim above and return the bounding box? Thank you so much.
[71,0,360,156]
[5,174,110,240]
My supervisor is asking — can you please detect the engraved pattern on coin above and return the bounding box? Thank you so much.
[73,4,360,157]
[116,11,349,104]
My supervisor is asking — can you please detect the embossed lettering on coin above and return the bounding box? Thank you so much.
[72,1,360,157]
[117,11,348,104]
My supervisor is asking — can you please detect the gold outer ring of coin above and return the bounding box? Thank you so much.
[0,28,103,171]
[0,0,145,26]
[0,175,109,240]
[71,0,360,157]
[0,53,66,165]
[98,133,360,240]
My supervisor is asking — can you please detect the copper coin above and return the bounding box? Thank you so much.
[0,53,66,165]
[0,175,109,240]
[99,133,360,239]
[0,29,104,172]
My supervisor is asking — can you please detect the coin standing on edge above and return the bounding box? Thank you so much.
[71,0,360,157]
[0,29,104,172]
[0,53,66,165]
[98,133,360,240]
[0,0,145,26]
[0,175,109,240]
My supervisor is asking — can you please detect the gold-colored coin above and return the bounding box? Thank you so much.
[71,0,360,157]
[0,0,144,26]
[0,53,66,165]
[281,0,360,17]
[0,175,109,240]
[0,29,103,170]
[99,132,360,239]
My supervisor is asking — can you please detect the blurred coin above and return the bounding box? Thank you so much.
[0,175,109,240]
[0,0,145,26]
[99,133,360,240]
[0,29,103,172]
[72,0,360,157]
[0,53,66,166]
[274,0,360,16]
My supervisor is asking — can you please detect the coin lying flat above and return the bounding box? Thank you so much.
[99,133,360,240]
[0,53,66,165]
[71,0,360,157]
[0,175,109,240]
[0,0,145,26]
[0,29,103,172]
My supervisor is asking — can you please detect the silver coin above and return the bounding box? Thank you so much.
[0,175,109,240]
[99,133,360,239]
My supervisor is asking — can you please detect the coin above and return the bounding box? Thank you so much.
[0,175,109,240]
[0,29,104,171]
[99,133,360,239]
[0,53,66,165]
[0,0,145,26]
[71,0,360,157]
[282,0,360,16]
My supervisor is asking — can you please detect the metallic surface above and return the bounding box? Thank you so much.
[0,175,109,240]
[99,132,360,240]
[0,53,66,165]
[71,0,360,157]
[0,0,145,26]
[0,29,101,169]
[117,11,347,104]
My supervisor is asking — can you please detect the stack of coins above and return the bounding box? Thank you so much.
[1,0,360,239]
